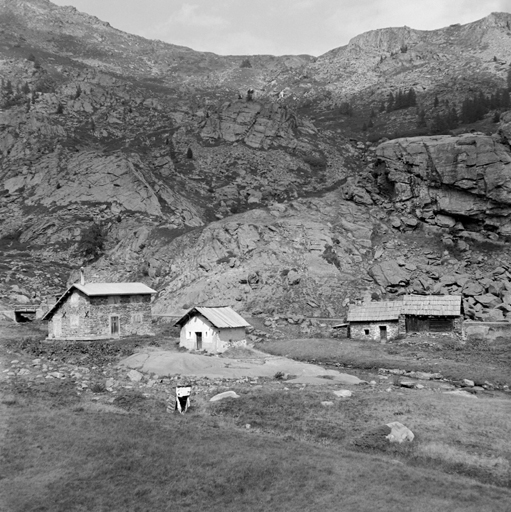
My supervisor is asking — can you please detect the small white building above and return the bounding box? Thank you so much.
[175,306,251,353]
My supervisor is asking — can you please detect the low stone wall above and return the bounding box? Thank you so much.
[463,321,511,341]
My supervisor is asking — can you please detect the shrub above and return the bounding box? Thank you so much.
[90,382,107,393]
[78,222,106,261]
[302,153,327,170]
[322,245,341,270]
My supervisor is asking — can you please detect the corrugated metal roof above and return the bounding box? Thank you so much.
[175,306,251,329]
[74,283,156,296]
[42,282,156,320]
[402,295,461,316]
[347,301,402,322]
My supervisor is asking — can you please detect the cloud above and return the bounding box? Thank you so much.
[141,2,283,55]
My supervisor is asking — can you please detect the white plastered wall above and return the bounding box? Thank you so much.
[179,315,247,353]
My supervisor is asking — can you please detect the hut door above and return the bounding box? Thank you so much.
[406,317,429,332]
[110,316,120,336]
[379,325,387,342]
[195,332,202,350]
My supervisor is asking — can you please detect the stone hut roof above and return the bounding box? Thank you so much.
[42,282,156,320]
[402,295,461,316]
[175,306,251,329]
[347,301,402,322]
[347,295,462,322]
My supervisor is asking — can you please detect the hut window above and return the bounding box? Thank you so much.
[187,331,191,338]
[132,313,143,324]
[108,296,120,305]
[70,315,79,327]
[364,329,369,335]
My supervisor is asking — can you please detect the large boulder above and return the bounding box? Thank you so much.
[474,293,502,308]
[385,422,414,443]
[369,260,410,287]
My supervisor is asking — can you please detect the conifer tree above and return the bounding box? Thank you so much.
[386,93,394,112]
[417,109,427,127]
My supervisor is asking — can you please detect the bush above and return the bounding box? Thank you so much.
[302,153,327,170]
[78,222,106,261]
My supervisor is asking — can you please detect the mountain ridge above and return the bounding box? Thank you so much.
[2,0,511,324]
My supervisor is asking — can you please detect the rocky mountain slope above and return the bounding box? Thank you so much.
[2,0,511,324]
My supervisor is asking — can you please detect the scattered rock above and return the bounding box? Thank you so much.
[333,390,352,398]
[127,369,143,382]
[385,422,414,443]
[209,391,240,402]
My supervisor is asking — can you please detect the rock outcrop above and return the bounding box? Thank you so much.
[200,100,317,150]
[374,115,511,237]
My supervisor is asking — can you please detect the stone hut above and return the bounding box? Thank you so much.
[175,306,251,353]
[42,282,156,340]
[347,295,463,341]
[347,301,402,342]
[401,295,462,334]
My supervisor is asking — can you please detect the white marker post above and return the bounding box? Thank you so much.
[175,385,191,413]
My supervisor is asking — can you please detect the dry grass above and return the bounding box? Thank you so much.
[210,386,511,487]
[1,393,511,512]
[1,325,511,510]
[258,337,511,386]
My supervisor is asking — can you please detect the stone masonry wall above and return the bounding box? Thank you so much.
[48,291,153,339]
[350,321,400,342]
[89,295,153,337]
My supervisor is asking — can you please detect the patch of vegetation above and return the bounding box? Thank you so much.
[302,152,327,171]
[3,403,507,511]
[321,244,341,270]
[258,337,511,386]
[77,222,106,262]
[4,336,147,366]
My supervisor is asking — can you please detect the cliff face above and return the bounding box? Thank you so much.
[80,190,382,318]
[4,0,511,322]
[374,114,511,237]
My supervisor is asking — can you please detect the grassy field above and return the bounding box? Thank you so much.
[257,336,511,387]
[1,325,511,511]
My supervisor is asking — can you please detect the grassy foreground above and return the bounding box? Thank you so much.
[1,326,511,511]
[1,390,511,512]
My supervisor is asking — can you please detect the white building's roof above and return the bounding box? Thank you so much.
[175,306,251,329]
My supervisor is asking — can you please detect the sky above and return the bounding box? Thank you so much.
[51,0,511,56]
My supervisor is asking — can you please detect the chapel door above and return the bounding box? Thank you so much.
[111,316,120,336]
[195,332,202,350]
